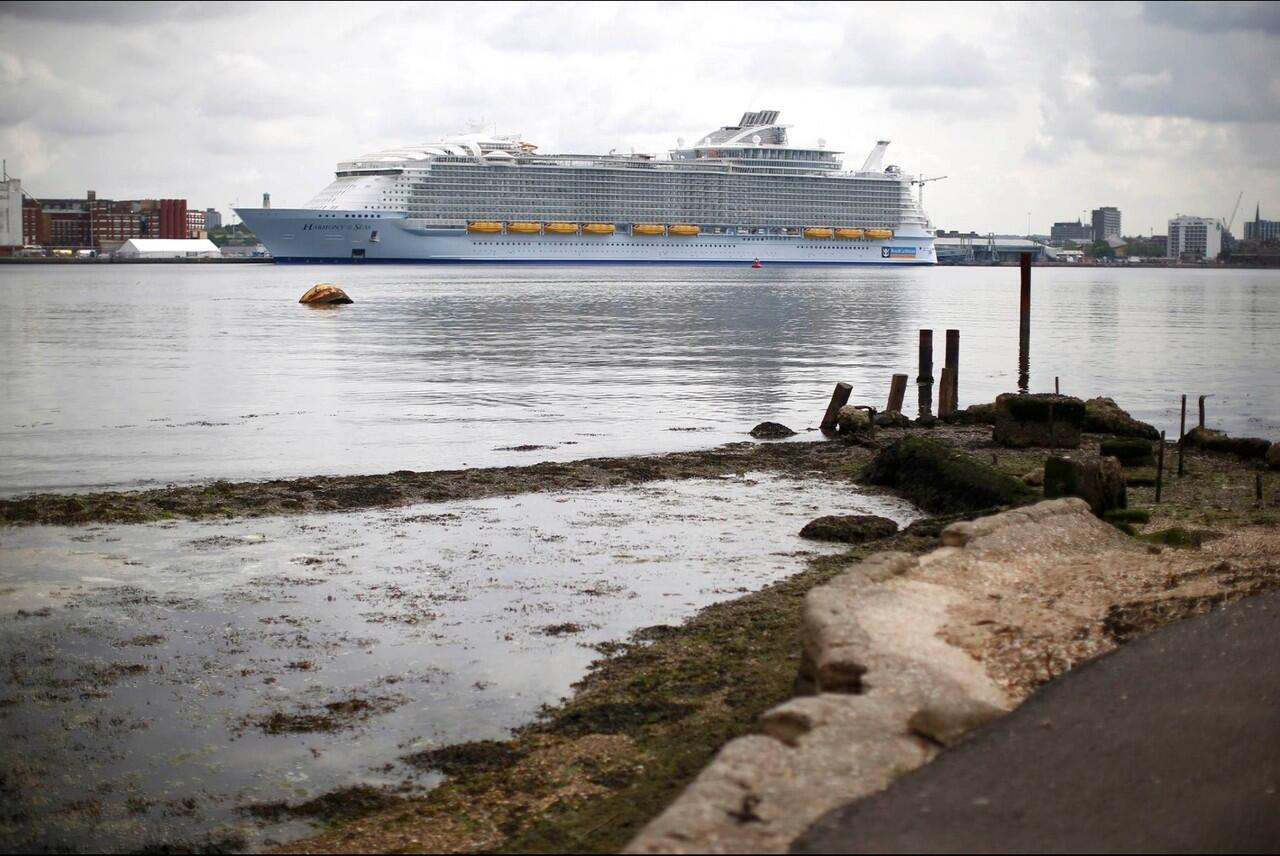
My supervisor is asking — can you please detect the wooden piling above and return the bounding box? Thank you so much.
[1178,395,1186,477]
[820,382,852,431]
[944,329,959,413]
[938,367,956,419]
[887,374,908,413]
[1018,253,1031,394]
[917,330,934,418]
[1055,376,1060,395]
[1198,395,1206,430]
[1156,430,1166,503]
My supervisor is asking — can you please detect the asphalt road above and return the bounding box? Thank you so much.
[793,590,1280,854]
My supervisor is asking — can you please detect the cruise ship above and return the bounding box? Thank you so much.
[235,111,937,265]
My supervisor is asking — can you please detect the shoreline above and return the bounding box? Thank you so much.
[3,422,1277,853]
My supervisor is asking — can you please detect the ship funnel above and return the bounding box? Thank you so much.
[859,140,891,173]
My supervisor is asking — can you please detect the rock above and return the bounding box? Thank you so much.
[1182,427,1271,461]
[835,405,873,439]
[1043,454,1127,516]
[914,414,939,428]
[1083,397,1159,439]
[861,436,1037,515]
[1099,437,1156,467]
[951,402,997,426]
[993,393,1085,449]
[1268,443,1280,471]
[873,410,911,428]
[299,283,353,305]
[750,421,797,439]
[799,515,899,544]
[908,696,1006,748]
[1021,468,1045,487]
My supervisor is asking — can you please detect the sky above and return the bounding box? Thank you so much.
[1,0,1277,236]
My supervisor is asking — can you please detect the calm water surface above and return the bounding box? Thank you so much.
[1,264,1277,496]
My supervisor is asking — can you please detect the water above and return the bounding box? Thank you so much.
[2,264,1277,497]
[0,474,918,852]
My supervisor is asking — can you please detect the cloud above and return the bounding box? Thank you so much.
[1143,1,1280,35]
[0,1,238,24]
[832,32,997,89]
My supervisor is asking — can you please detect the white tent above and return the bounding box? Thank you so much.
[115,238,221,259]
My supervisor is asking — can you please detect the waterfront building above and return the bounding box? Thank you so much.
[187,209,206,238]
[1167,215,1222,260]
[1091,206,1121,240]
[19,193,189,250]
[205,207,223,230]
[1243,205,1279,243]
[0,177,21,251]
[1050,219,1093,242]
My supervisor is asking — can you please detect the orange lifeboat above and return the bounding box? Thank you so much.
[804,227,834,239]
[467,221,503,234]
[507,222,541,234]
[545,222,578,234]
[866,228,894,240]
[668,224,700,236]
[583,223,615,235]
[834,228,865,239]
[632,224,665,236]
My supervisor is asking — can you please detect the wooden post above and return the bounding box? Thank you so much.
[1198,395,1206,430]
[944,329,959,413]
[1018,253,1031,395]
[1156,430,1166,503]
[1055,376,1060,395]
[917,330,934,418]
[1178,395,1186,477]
[938,367,956,419]
[820,382,852,432]
[887,374,908,413]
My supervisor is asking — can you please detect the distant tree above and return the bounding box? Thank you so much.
[1062,239,1079,250]
[1087,239,1115,259]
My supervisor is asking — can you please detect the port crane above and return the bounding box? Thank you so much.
[1221,191,1243,234]
[913,175,948,208]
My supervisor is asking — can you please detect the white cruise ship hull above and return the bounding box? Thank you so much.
[235,209,937,266]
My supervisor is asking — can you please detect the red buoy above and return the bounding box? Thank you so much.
[751,258,762,269]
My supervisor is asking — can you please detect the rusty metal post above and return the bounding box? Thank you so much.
[887,374,908,413]
[1198,395,1206,430]
[1178,394,1186,477]
[917,330,934,418]
[1018,253,1031,394]
[820,382,852,432]
[1156,430,1166,503]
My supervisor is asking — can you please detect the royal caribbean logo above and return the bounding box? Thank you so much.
[882,246,917,259]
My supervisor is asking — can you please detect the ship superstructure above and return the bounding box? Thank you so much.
[236,111,937,265]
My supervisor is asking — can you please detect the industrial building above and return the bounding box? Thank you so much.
[114,238,220,259]
[0,176,21,252]
[1091,206,1122,240]
[1050,220,1093,242]
[1167,215,1223,260]
[934,235,1051,264]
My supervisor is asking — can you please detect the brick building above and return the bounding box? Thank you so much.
[21,192,189,250]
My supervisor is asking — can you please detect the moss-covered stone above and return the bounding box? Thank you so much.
[1084,397,1160,440]
[993,393,1085,449]
[860,436,1037,514]
[1182,428,1271,461]
[799,514,899,544]
[1044,455,1126,515]
[1139,527,1222,549]
[1099,438,1156,467]
[1102,507,1152,524]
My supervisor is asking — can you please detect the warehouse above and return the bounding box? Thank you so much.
[114,238,221,259]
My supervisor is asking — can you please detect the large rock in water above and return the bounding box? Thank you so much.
[1044,454,1126,515]
[992,393,1085,449]
[1084,397,1159,439]
[835,405,874,439]
[861,435,1037,514]
[799,514,898,544]
[749,421,796,439]
[299,283,353,305]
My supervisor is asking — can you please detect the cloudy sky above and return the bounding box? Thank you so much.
[2,0,1277,235]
